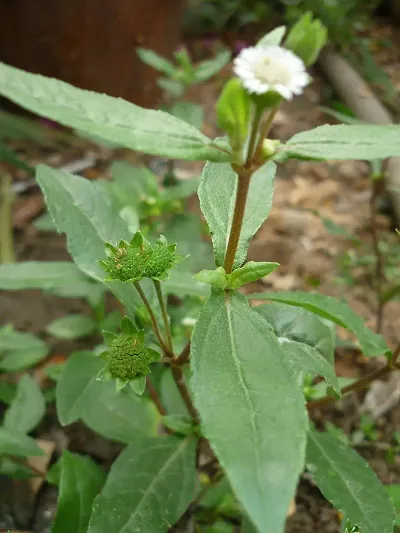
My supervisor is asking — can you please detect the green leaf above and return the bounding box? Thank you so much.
[216,79,251,151]
[247,291,389,358]
[136,48,177,77]
[46,314,96,340]
[0,381,17,404]
[52,451,106,533]
[56,352,159,442]
[88,436,197,533]
[257,26,286,47]
[194,267,228,290]
[160,366,192,417]
[198,161,275,269]
[242,516,258,533]
[157,77,185,98]
[0,326,49,372]
[191,291,307,533]
[36,164,144,318]
[0,427,45,457]
[169,101,204,129]
[129,375,146,396]
[3,375,45,434]
[255,303,339,393]
[306,428,395,533]
[284,125,400,161]
[284,13,327,66]
[194,49,231,82]
[227,261,279,289]
[0,62,230,162]
[387,485,400,526]
[0,261,88,290]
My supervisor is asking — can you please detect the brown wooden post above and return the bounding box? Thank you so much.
[0,0,185,107]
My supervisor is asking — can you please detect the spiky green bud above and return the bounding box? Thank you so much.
[100,232,184,283]
[107,334,151,381]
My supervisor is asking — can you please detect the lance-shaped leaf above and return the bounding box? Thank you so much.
[307,428,395,533]
[283,124,400,161]
[88,436,197,533]
[191,291,307,533]
[198,161,275,269]
[0,62,230,162]
[3,374,45,434]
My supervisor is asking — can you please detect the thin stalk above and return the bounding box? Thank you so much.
[307,365,395,410]
[245,105,263,167]
[133,281,172,356]
[171,365,199,423]
[146,376,167,416]
[223,169,252,274]
[176,341,191,365]
[370,179,385,333]
[253,106,278,161]
[0,173,16,263]
[153,279,173,353]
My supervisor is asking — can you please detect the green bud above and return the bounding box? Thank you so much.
[284,12,327,67]
[261,139,281,159]
[107,333,151,381]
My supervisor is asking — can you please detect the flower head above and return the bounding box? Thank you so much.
[233,45,309,100]
[100,231,185,283]
[97,316,160,394]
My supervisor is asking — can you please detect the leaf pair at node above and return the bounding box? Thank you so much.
[96,316,160,395]
[194,261,279,290]
[99,231,185,283]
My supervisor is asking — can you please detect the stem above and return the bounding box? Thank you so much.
[253,106,278,161]
[153,279,173,353]
[223,169,252,274]
[133,281,172,356]
[245,105,263,166]
[0,173,16,263]
[176,341,191,365]
[146,376,167,416]
[171,365,199,423]
[370,180,385,333]
[307,365,395,410]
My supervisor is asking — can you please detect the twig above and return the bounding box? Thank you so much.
[133,281,172,357]
[175,341,191,365]
[370,180,385,333]
[146,377,167,416]
[153,279,173,352]
[171,365,199,423]
[307,365,395,410]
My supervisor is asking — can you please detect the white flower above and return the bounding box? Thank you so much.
[233,45,309,100]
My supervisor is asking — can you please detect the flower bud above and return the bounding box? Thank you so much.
[284,13,327,67]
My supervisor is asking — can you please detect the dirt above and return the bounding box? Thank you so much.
[2,30,400,533]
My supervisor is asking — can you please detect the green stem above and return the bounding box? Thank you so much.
[0,173,16,263]
[153,279,173,353]
[133,281,172,356]
[253,106,278,162]
[245,105,263,167]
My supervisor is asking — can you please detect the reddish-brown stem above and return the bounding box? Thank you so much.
[153,279,173,352]
[146,377,167,416]
[223,169,252,274]
[133,281,172,357]
[175,341,191,365]
[171,365,199,423]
